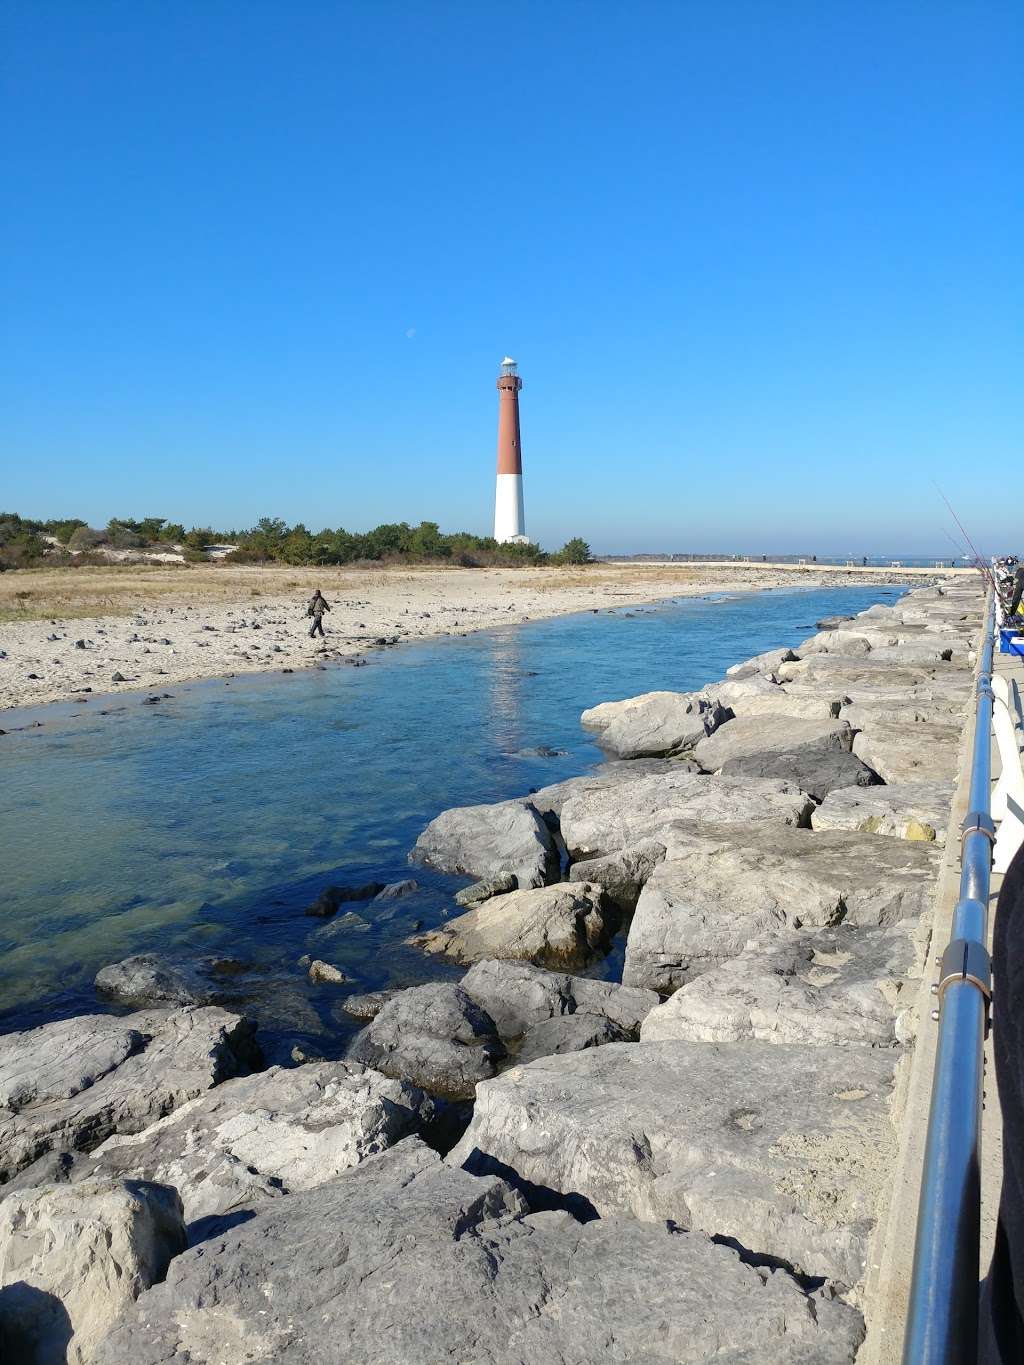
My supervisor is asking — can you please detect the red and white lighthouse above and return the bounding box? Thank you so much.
[494,357,527,544]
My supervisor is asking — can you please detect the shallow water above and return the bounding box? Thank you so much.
[0,584,901,1055]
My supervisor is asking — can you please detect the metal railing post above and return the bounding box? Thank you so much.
[902,592,996,1365]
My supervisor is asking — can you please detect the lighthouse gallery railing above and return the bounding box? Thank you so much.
[903,591,996,1364]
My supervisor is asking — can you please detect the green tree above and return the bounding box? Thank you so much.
[554,537,592,565]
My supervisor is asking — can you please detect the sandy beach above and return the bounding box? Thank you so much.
[0,560,964,714]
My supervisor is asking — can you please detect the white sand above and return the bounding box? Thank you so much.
[0,563,924,714]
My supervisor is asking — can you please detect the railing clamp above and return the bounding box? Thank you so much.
[929,938,993,1028]
[960,811,996,852]
[977,684,995,702]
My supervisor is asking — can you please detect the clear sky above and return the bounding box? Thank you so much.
[3,2,1021,555]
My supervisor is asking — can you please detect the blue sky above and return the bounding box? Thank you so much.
[3,2,1021,555]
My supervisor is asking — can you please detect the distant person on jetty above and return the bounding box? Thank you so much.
[306,589,331,638]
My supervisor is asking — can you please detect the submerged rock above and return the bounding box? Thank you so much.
[449,1040,898,1286]
[94,953,248,1008]
[94,1140,864,1365]
[0,1177,186,1365]
[304,882,386,917]
[410,798,558,888]
[623,823,939,992]
[374,879,419,900]
[347,983,503,1100]
[0,1007,258,1183]
[407,883,616,971]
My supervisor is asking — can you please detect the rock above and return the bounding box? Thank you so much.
[453,871,518,908]
[348,984,504,1100]
[527,759,687,822]
[407,883,616,971]
[304,882,386,916]
[816,614,853,630]
[410,798,558,888]
[54,1062,429,1234]
[712,673,785,709]
[111,670,126,682]
[373,879,419,900]
[517,1014,631,1063]
[694,714,853,773]
[840,695,968,728]
[812,781,955,843]
[718,749,881,801]
[459,958,658,1038]
[580,689,728,759]
[308,959,347,984]
[797,630,873,655]
[558,770,813,859]
[94,953,248,1008]
[639,926,919,1047]
[852,720,963,784]
[724,645,798,679]
[622,823,939,992]
[340,989,399,1020]
[0,1177,186,1365]
[567,838,667,907]
[449,1040,897,1286]
[0,1007,258,1183]
[93,1140,864,1365]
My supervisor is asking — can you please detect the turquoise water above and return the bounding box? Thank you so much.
[0,584,902,1056]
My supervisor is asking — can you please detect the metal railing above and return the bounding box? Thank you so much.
[903,592,996,1364]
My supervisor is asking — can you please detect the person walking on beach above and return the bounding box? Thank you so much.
[306,589,330,638]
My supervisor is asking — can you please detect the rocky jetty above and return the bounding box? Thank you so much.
[0,580,982,1362]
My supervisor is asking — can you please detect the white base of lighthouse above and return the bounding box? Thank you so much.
[494,473,527,543]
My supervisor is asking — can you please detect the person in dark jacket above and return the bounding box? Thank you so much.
[1009,565,1024,617]
[980,841,1024,1361]
[306,589,330,638]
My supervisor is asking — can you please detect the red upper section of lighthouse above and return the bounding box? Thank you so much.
[496,359,523,476]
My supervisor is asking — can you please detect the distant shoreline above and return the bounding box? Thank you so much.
[0,562,947,715]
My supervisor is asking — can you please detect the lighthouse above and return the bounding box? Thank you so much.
[494,357,527,543]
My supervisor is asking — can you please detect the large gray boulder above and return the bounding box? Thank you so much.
[459,958,658,1039]
[694,714,853,773]
[840,695,969,728]
[449,1041,897,1287]
[724,645,799,679]
[33,1062,429,1234]
[410,798,558,888]
[580,689,727,759]
[718,748,881,801]
[558,770,813,860]
[812,781,955,843]
[852,720,963,784]
[94,1140,864,1365]
[639,927,919,1048]
[527,758,683,822]
[517,1013,631,1063]
[623,823,939,992]
[0,1008,257,1183]
[348,983,503,1100]
[0,1177,186,1365]
[407,883,615,970]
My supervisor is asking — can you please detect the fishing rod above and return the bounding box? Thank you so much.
[932,482,997,595]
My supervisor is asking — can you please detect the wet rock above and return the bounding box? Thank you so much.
[94,953,248,1008]
[639,926,919,1047]
[812,781,955,842]
[449,1040,898,1286]
[454,871,518,908]
[459,958,658,1039]
[348,984,504,1100]
[308,959,347,984]
[558,770,813,859]
[407,883,616,971]
[580,689,728,759]
[694,714,853,773]
[622,823,939,992]
[0,1007,258,1182]
[50,1062,430,1234]
[0,1177,186,1365]
[304,882,386,916]
[93,1140,863,1365]
[374,879,419,900]
[852,721,963,784]
[340,990,399,1020]
[717,748,881,801]
[567,838,667,907]
[411,798,558,889]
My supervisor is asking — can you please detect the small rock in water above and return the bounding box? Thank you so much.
[454,872,518,908]
[373,879,419,900]
[341,990,399,1020]
[304,883,386,917]
[308,959,348,985]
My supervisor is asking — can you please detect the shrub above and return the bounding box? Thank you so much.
[68,526,109,551]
